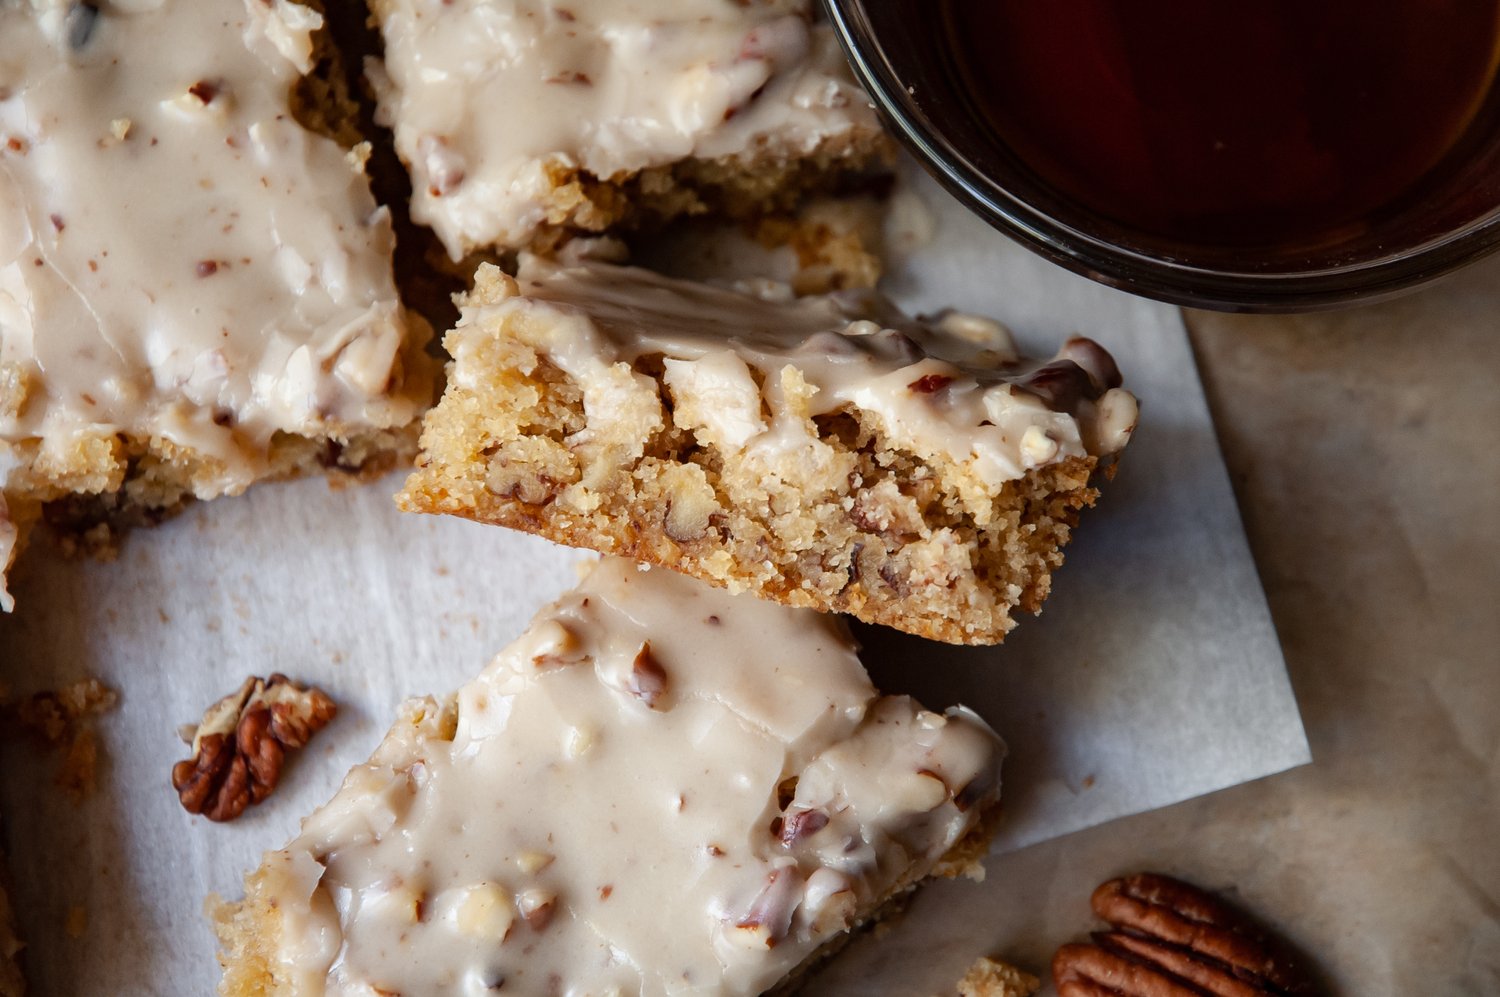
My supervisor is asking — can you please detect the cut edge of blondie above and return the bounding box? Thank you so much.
[397,281,1106,645]
[2,421,423,576]
[472,129,895,259]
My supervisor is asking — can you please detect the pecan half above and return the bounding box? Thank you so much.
[171,674,335,822]
[1052,873,1319,997]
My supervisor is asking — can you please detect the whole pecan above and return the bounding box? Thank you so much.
[171,674,335,822]
[1053,873,1319,997]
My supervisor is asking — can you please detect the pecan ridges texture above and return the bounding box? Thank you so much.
[171,674,335,822]
[1053,873,1319,997]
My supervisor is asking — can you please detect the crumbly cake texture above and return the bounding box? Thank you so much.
[957,957,1041,997]
[214,558,1004,995]
[368,0,892,259]
[399,260,1138,645]
[0,0,436,611]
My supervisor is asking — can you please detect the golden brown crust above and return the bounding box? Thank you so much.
[492,131,895,256]
[210,886,280,997]
[406,457,1096,646]
[3,422,422,572]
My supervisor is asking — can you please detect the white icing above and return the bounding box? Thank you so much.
[259,559,1003,995]
[0,0,427,499]
[370,0,881,257]
[454,259,1137,503]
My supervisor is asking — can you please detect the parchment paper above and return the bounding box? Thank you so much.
[0,171,1309,996]
[816,237,1500,997]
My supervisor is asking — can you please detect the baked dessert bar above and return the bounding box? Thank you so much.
[215,557,1003,995]
[368,0,890,259]
[958,956,1041,997]
[0,0,435,610]
[399,260,1138,644]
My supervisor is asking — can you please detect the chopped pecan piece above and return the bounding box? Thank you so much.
[728,866,802,949]
[625,642,669,710]
[908,372,954,393]
[171,674,336,822]
[1052,873,1319,997]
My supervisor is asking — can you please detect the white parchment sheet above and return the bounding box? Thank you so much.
[0,173,1309,995]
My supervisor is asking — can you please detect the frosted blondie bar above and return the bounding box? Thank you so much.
[215,558,1003,995]
[399,260,1138,644]
[0,0,435,610]
[369,0,890,258]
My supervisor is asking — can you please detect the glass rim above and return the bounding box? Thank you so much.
[824,0,1500,312]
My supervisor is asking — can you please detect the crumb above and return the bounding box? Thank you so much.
[956,956,1040,997]
[750,202,885,294]
[1,677,119,799]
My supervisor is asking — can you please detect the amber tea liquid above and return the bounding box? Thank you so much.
[940,1,1500,249]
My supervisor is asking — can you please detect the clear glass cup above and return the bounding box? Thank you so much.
[825,0,1500,311]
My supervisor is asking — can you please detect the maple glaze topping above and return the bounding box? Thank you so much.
[371,0,879,256]
[257,559,1004,995]
[0,0,426,491]
[454,260,1136,497]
